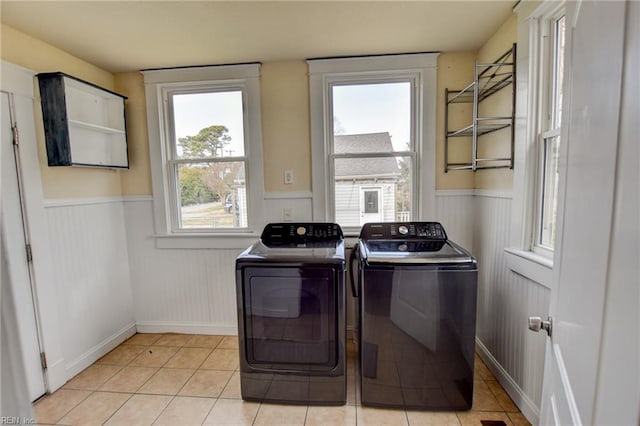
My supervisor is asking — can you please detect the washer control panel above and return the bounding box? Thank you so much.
[261,223,343,245]
[359,222,447,241]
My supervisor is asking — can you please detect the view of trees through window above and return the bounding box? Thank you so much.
[171,91,247,229]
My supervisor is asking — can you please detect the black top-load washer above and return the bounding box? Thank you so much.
[351,222,478,410]
[235,223,346,405]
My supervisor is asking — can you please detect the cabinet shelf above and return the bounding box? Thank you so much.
[444,44,516,172]
[69,119,126,135]
[37,72,129,169]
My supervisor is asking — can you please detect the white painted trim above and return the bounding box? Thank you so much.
[505,248,554,289]
[2,60,64,397]
[474,189,514,199]
[476,338,540,425]
[135,321,237,336]
[45,357,67,393]
[122,195,153,203]
[1,62,34,97]
[63,323,136,383]
[435,189,514,199]
[308,53,438,74]
[307,53,439,223]
[43,196,153,207]
[263,191,313,200]
[142,63,260,84]
[142,63,265,240]
[435,189,475,197]
[43,196,126,208]
[153,233,259,249]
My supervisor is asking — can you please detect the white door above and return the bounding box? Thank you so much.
[360,187,383,225]
[1,91,46,401]
[535,2,638,425]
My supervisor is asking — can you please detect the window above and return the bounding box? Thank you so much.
[535,9,566,252]
[308,54,438,234]
[143,64,264,245]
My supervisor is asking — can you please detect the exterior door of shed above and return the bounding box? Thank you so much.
[360,187,383,225]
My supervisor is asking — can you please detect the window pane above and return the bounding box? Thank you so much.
[334,156,411,226]
[177,161,247,229]
[331,81,413,228]
[552,15,566,128]
[539,136,560,248]
[332,82,411,152]
[172,91,245,159]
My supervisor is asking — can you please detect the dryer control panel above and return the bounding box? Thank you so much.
[359,222,447,241]
[261,223,343,245]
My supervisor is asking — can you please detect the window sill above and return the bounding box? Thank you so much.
[504,248,554,289]
[153,232,260,249]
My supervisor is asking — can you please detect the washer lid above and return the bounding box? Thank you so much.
[361,239,475,264]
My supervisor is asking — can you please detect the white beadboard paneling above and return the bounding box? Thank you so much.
[123,199,244,331]
[473,193,550,425]
[45,199,134,377]
[435,190,475,251]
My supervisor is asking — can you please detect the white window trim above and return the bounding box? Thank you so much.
[308,53,438,235]
[143,64,265,248]
[509,0,566,273]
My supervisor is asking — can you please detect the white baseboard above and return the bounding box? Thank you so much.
[59,323,136,390]
[45,357,67,393]
[476,338,540,425]
[135,321,237,336]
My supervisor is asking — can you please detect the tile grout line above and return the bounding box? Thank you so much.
[35,334,529,426]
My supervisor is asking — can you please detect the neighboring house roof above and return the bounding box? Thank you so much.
[334,132,400,179]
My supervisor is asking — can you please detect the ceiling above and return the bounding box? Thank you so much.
[1,1,515,73]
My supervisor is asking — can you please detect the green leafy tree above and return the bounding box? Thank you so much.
[177,125,231,158]
[178,125,239,208]
[180,166,217,206]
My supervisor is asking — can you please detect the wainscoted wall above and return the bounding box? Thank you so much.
[434,190,475,250]
[472,192,550,424]
[44,198,135,381]
[122,198,244,335]
[44,191,547,422]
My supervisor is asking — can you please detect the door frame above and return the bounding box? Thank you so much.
[1,61,65,392]
[2,89,48,400]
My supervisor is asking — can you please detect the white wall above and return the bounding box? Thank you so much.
[44,198,135,384]
[123,198,243,335]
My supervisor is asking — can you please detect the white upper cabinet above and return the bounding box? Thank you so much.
[37,72,129,168]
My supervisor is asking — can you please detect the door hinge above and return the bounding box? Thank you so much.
[26,244,33,263]
[11,125,19,145]
[40,352,47,370]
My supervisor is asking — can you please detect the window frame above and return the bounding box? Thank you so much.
[509,0,567,270]
[308,54,438,235]
[143,64,265,248]
[532,5,566,256]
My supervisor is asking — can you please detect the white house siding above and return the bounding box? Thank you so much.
[334,181,396,226]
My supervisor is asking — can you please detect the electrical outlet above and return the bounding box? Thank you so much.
[283,207,293,221]
[284,170,294,185]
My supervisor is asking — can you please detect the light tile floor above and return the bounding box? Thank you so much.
[34,333,531,425]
